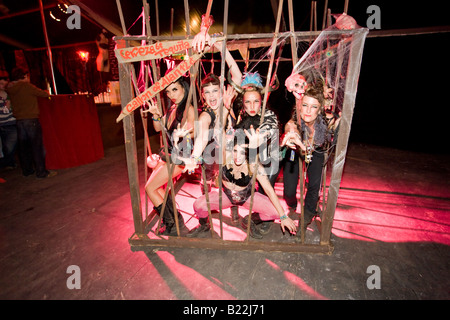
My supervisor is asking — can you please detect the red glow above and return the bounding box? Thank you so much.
[145,177,450,245]
[330,179,450,245]
[265,259,281,271]
[156,251,236,300]
[77,50,89,62]
[265,259,328,300]
[283,271,328,300]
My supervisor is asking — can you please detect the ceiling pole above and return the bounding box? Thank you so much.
[322,0,328,30]
[0,3,55,21]
[38,0,57,94]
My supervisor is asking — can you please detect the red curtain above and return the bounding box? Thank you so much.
[39,94,104,169]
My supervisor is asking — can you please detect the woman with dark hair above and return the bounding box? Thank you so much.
[226,73,282,234]
[187,131,297,239]
[178,41,241,196]
[144,77,195,235]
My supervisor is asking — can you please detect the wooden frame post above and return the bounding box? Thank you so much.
[119,54,144,235]
[320,28,368,245]
[113,0,368,254]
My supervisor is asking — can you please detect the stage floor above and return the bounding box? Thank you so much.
[0,140,449,300]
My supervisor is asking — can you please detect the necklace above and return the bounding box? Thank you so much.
[303,130,314,163]
[231,163,247,179]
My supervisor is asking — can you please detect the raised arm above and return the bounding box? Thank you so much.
[213,42,242,86]
[143,98,163,133]
[184,105,196,139]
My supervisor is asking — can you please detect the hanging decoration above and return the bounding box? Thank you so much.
[114,34,224,122]
[115,52,202,122]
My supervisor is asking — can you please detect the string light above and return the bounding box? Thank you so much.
[49,11,60,22]
[49,3,70,21]
[58,3,69,14]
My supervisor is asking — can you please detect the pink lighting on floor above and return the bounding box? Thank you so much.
[265,259,281,271]
[283,271,328,300]
[156,251,236,300]
[331,187,450,245]
[138,169,450,246]
[265,259,328,300]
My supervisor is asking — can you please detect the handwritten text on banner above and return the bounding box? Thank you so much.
[116,54,201,122]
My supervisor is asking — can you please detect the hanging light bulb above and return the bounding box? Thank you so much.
[77,51,89,63]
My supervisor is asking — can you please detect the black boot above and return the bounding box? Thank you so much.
[251,213,272,234]
[155,196,184,236]
[303,208,316,226]
[186,217,210,238]
[153,203,166,235]
[241,215,263,239]
[296,209,316,238]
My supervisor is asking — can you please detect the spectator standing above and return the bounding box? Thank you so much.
[0,70,17,170]
[7,67,55,178]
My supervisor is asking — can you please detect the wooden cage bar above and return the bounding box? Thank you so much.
[116,0,368,254]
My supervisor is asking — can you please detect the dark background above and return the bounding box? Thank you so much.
[0,0,448,153]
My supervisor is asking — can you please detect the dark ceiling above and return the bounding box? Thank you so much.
[0,0,448,51]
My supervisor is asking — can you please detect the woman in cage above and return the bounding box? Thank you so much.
[181,41,242,195]
[226,72,282,234]
[183,75,236,191]
[280,12,356,227]
[144,76,195,236]
[282,78,340,237]
[192,19,281,234]
[191,14,280,171]
[187,130,297,239]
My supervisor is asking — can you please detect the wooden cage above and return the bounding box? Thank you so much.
[114,0,368,254]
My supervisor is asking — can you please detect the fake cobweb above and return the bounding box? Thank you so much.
[194,25,369,132]
[122,17,369,242]
[291,25,369,118]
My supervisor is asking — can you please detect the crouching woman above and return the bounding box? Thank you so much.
[188,131,297,239]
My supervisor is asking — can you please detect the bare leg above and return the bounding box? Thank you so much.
[145,160,184,207]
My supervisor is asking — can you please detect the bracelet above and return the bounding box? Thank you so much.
[191,155,203,164]
[152,115,161,121]
[280,214,288,221]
